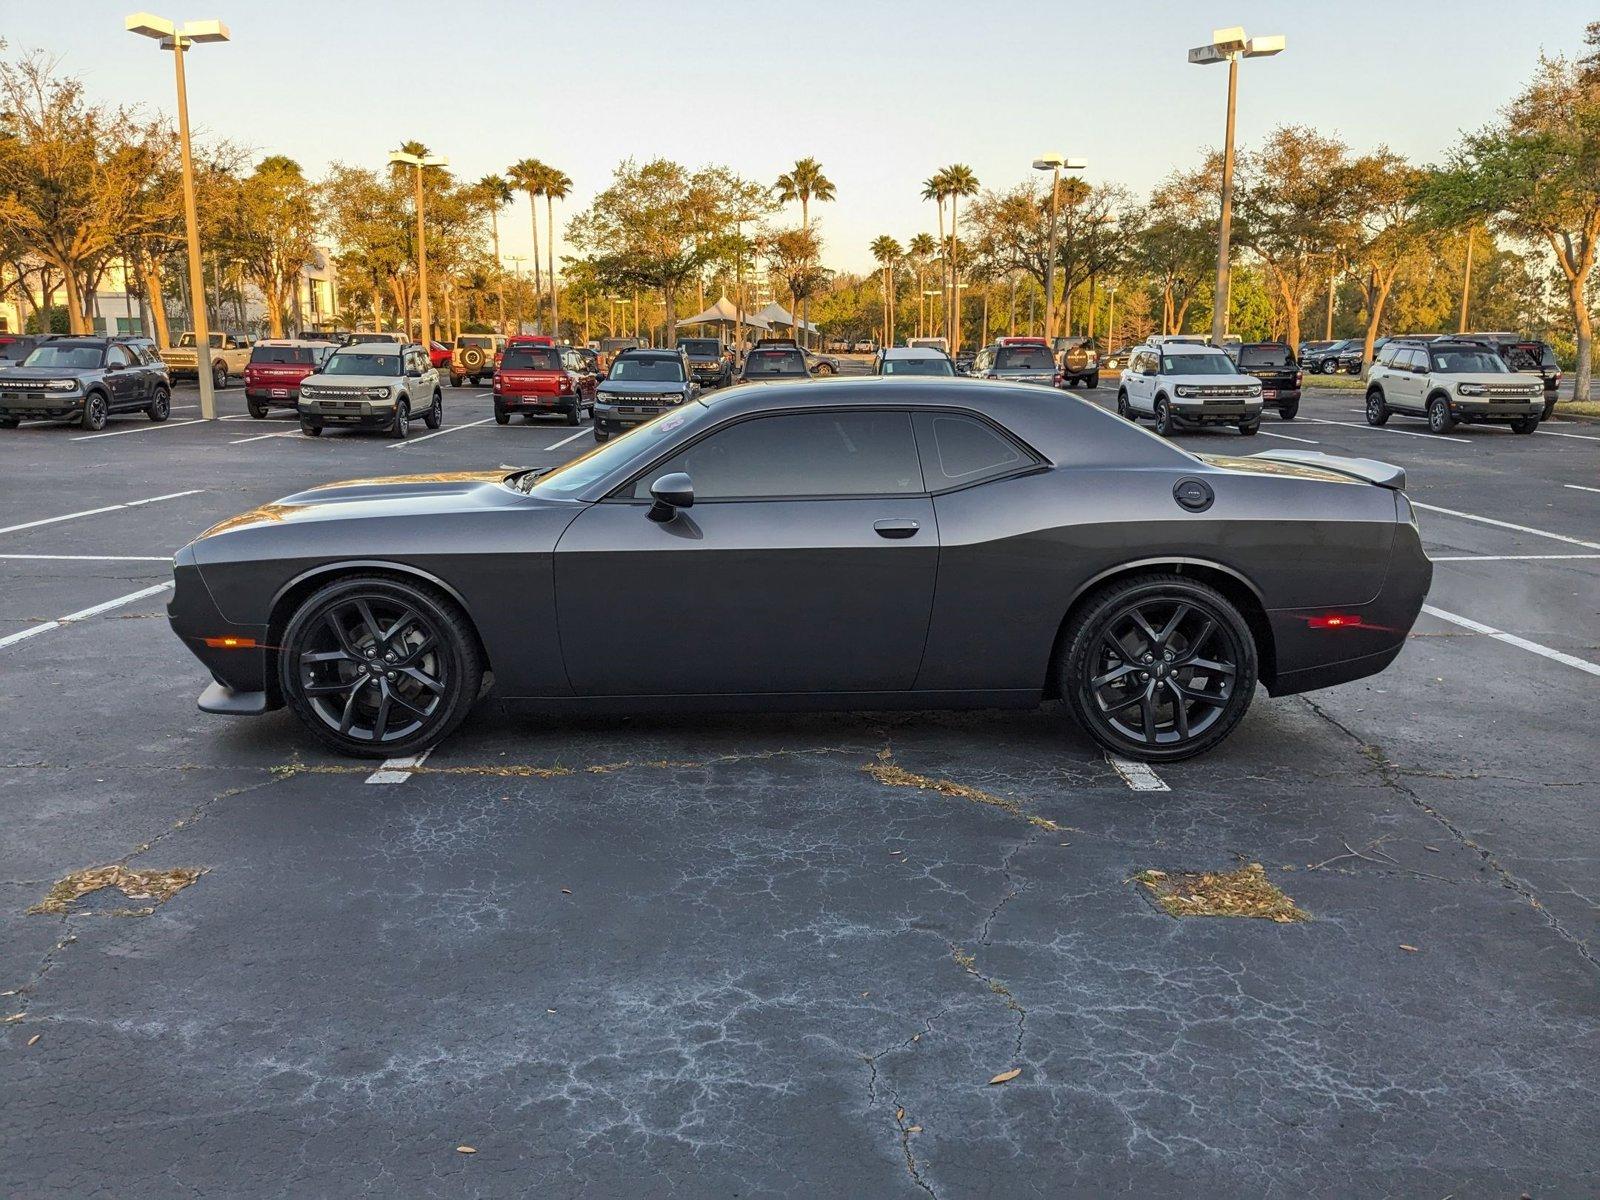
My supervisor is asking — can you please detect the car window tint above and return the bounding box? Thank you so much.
[995,346,1054,370]
[504,348,562,370]
[105,345,133,368]
[1239,345,1292,367]
[633,411,922,499]
[914,413,1026,488]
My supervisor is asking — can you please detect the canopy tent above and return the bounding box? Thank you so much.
[753,302,819,336]
[678,295,769,331]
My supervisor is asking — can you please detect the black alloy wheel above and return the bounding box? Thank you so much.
[1154,398,1175,437]
[391,399,410,439]
[147,386,171,422]
[1116,390,1133,420]
[1365,390,1389,426]
[1062,575,1257,762]
[1427,395,1456,434]
[424,392,442,430]
[279,577,483,757]
[81,392,109,431]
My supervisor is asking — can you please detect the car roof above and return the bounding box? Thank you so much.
[255,338,327,347]
[882,347,947,360]
[615,348,680,358]
[334,340,404,354]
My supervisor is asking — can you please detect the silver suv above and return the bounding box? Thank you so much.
[1364,338,1544,435]
[297,342,442,439]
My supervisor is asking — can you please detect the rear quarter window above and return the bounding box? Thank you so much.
[914,413,1030,489]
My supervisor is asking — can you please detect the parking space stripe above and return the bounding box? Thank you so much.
[1303,418,1470,444]
[1410,501,1600,550]
[0,489,201,536]
[71,418,205,442]
[0,554,171,561]
[1106,754,1170,791]
[1535,428,1600,442]
[544,428,591,450]
[0,582,172,651]
[390,416,495,447]
[1564,484,1600,494]
[365,747,434,784]
[1421,604,1600,678]
[1430,553,1600,561]
[1259,430,1320,444]
[228,431,299,444]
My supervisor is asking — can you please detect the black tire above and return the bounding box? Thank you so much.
[1086,373,1099,389]
[471,375,483,387]
[1541,394,1557,422]
[1116,389,1133,420]
[493,403,509,426]
[593,427,609,443]
[147,387,171,422]
[423,391,442,430]
[813,363,834,376]
[1154,398,1175,437]
[301,421,322,437]
[1278,399,1299,421]
[1427,394,1456,434]
[80,391,109,431]
[212,360,228,390]
[277,575,484,758]
[566,400,582,425]
[390,399,410,439]
[247,397,269,419]
[1365,390,1390,426]
[450,374,463,388]
[1238,416,1260,436]
[1510,416,1538,434]
[1060,573,1258,762]
[0,416,20,429]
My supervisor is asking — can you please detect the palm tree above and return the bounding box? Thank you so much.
[907,233,937,338]
[937,165,980,352]
[870,236,903,348]
[476,174,513,333]
[921,173,951,339]
[541,166,572,337]
[507,159,547,326]
[774,159,835,345]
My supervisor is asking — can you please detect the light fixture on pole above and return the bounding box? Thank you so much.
[389,148,449,348]
[125,11,229,420]
[1032,153,1088,344]
[1189,26,1283,347]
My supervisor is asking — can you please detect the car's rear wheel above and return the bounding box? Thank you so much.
[81,392,108,431]
[423,391,442,430]
[212,360,228,390]
[247,397,269,418]
[1542,394,1557,421]
[1365,390,1389,426]
[493,402,509,425]
[450,374,463,388]
[1278,399,1299,420]
[1060,574,1257,762]
[147,386,170,422]
[1427,394,1456,434]
[278,576,483,758]
[1154,398,1174,437]
[567,400,582,425]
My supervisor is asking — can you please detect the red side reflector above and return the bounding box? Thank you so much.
[203,636,258,649]
[1307,615,1362,630]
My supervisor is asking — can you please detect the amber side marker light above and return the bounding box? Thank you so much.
[1306,615,1362,630]
[202,636,258,649]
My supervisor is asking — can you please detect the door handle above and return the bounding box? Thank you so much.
[873,519,920,539]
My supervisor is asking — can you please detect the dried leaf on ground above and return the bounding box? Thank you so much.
[863,761,1059,832]
[27,1034,41,1046]
[1400,944,1420,952]
[28,865,205,917]
[989,1068,1022,1085]
[1134,862,1309,923]
[455,1145,476,1154]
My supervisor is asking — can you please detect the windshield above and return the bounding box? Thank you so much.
[348,333,399,345]
[1239,345,1293,367]
[678,340,719,357]
[881,357,955,376]
[322,351,400,377]
[177,332,226,348]
[456,336,493,348]
[995,346,1055,370]
[526,404,701,497]
[1430,348,1509,374]
[22,343,103,369]
[742,350,807,376]
[610,357,684,382]
[1163,352,1237,375]
[503,347,562,370]
[251,345,317,365]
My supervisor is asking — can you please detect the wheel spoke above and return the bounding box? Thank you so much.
[378,609,420,650]
[1129,609,1162,648]
[1185,657,1236,678]
[371,681,393,741]
[1106,628,1144,664]
[1092,663,1139,689]
[1139,684,1158,744]
[395,634,437,666]
[352,599,384,646]
[400,665,445,694]
[1100,690,1144,715]
[304,677,359,697]
[338,684,364,736]
[323,610,362,656]
[1177,616,1214,661]
[301,649,354,666]
[1166,680,1191,739]
[1156,603,1190,646]
[387,687,432,719]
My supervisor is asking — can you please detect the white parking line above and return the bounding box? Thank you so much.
[0,560,170,569]
[0,489,202,536]
[544,428,591,450]
[390,416,495,447]
[1421,604,1600,679]
[1303,418,1470,444]
[1536,428,1600,442]
[365,747,434,784]
[1106,755,1170,792]
[0,582,173,651]
[1259,430,1320,444]
[1410,501,1600,551]
[228,431,299,444]
[1431,553,1600,561]
[1564,484,1600,494]
[71,418,205,442]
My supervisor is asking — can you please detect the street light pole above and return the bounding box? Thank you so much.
[126,12,229,420]
[389,149,448,348]
[1033,154,1087,345]
[1189,26,1284,347]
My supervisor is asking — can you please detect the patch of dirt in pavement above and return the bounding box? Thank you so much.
[864,750,1060,832]
[1134,863,1309,923]
[28,865,206,918]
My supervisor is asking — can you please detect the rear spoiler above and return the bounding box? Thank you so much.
[1249,449,1406,490]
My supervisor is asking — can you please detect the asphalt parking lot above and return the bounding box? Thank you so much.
[3,366,1598,1196]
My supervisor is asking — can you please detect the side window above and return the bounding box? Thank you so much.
[913,413,1030,490]
[630,411,923,500]
[105,345,132,368]
[1404,349,1426,373]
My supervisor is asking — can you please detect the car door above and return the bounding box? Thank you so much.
[1129,350,1156,412]
[103,344,139,407]
[1387,348,1421,410]
[553,408,938,696]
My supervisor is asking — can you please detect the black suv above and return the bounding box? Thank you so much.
[1306,339,1359,374]
[738,341,811,383]
[0,335,171,430]
[1234,342,1303,418]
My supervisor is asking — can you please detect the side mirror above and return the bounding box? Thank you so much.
[647,472,694,523]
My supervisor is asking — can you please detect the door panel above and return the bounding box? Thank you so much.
[554,497,938,695]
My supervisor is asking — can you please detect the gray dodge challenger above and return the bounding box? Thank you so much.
[168,378,1432,762]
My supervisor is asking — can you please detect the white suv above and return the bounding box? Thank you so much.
[297,342,443,439]
[1116,340,1264,437]
[1364,338,1545,434]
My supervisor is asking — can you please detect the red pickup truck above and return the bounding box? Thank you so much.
[243,339,335,418]
[493,344,597,426]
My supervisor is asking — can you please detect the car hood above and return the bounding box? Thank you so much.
[1165,372,1260,387]
[299,373,400,389]
[194,471,527,541]
[598,380,687,396]
[0,366,92,380]
[1445,373,1542,390]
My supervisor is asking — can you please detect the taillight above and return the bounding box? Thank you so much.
[1295,372,1303,386]
[491,373,502,390]
[1307,614,1363,630]
[1053,372,1064,386]
[559,373,574,393]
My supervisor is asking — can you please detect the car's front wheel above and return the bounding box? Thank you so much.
[813,363,834,376]
[1427,394,1456,434]
[278,575,484,758]
[1510,416,1538,434]
[1153,398,1175,437]
[0,416,20,429]
[80,391,109,432]
[1365,390,1389,426]
[1060,574,1257,762]
[423,391,442,430]
[390,400,410,439]
[1238,416,1260,436]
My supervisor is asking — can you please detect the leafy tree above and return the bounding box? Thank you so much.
[507,158,550,323]
[1343,150,1434,360]
[474,174,513,331]
[766,227,830,342]
[773,159,834,341]
[1134,163,1218,334]
[869,235,902,345]
[223,156,320,337]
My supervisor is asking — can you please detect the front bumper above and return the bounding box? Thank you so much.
[0,391,84,417]
[1452,397,1543,419]
[168,554,279,713]
[1171,399,1264,423]
[595,399,675,428]
[298,397,396,428]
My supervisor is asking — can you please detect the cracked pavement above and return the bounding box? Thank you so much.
[2,381,1598,1196]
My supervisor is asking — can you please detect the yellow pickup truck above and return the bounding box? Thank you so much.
[160,331,254,389]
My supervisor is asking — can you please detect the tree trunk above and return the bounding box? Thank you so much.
[948,197,961,353]
[1173,295,1193,334]
[546,196,559,337]
[1361,267,1397,364]
[491,208,506,334]
[933,201,947,340]
[62,267,87,334]
[528,198,542,329]
[1547,230,1597,402]
[665,283,677,346]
